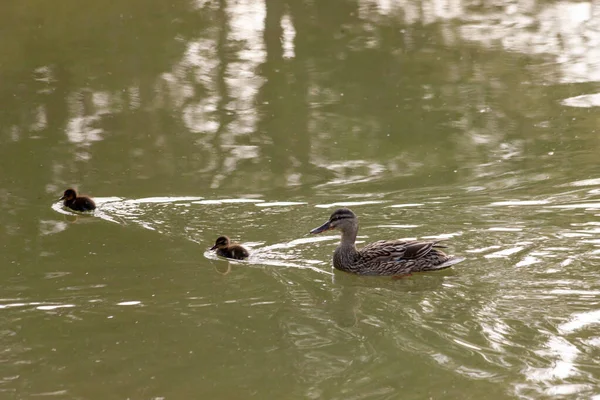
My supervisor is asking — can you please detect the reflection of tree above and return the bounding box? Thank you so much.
[5,0,596,203]
[1,0,599,245]
[4,1,600,398]
[1,0,596,261]
[0,0,206,259]
[257,0,312,189]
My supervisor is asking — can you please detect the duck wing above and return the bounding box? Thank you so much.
[359,240,444,262]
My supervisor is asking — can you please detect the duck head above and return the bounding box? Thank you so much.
[310,208,358,235]
[60,188,77,202]
[210,236,230,250]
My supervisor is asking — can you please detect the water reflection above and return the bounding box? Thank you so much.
[3,0,600,397]
[5,0,600,197]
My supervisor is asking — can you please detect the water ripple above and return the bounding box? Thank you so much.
[44,184,600,397]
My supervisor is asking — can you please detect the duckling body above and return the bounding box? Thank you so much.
[60,188,96,212]
[210,236,249,260]
[311,208,464,276]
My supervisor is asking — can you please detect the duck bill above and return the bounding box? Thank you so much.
[59,195,66,201]
[310,221,332,234]
[210,244,218,251]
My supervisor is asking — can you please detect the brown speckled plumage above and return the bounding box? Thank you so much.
[311,208,464,276]
[210,236,249,260]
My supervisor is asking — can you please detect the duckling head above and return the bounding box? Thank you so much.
[60,188,77,201]
[310,208,358,234]
[210,236,230,250]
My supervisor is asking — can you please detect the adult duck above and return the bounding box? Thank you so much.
[210,236,249,260]
[310,208,464,276]
[60,188,96,212]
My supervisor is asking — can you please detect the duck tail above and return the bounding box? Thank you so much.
[435,256,465,269]
[431,239,450,249]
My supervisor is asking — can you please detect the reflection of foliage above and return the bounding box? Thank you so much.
[0,0,209,148]
[2,2,600,398]
[0,0,210,255]
[2,0,600,240]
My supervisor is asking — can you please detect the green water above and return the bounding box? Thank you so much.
[2,0,600,398]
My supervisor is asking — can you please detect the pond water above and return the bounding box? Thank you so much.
[2,0,600,398]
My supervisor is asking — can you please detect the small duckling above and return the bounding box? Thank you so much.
[210,236,249,260]
[60,188,96,212]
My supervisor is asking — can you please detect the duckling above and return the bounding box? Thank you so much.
[310,208,464,276]
[60,188,96,212]
[210,236,249,260]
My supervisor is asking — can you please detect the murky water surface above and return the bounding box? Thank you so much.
[2,0,600,398]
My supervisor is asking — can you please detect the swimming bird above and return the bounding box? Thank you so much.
[210,236,249,260]
[310,208,464,276]
[60,188,96,212]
